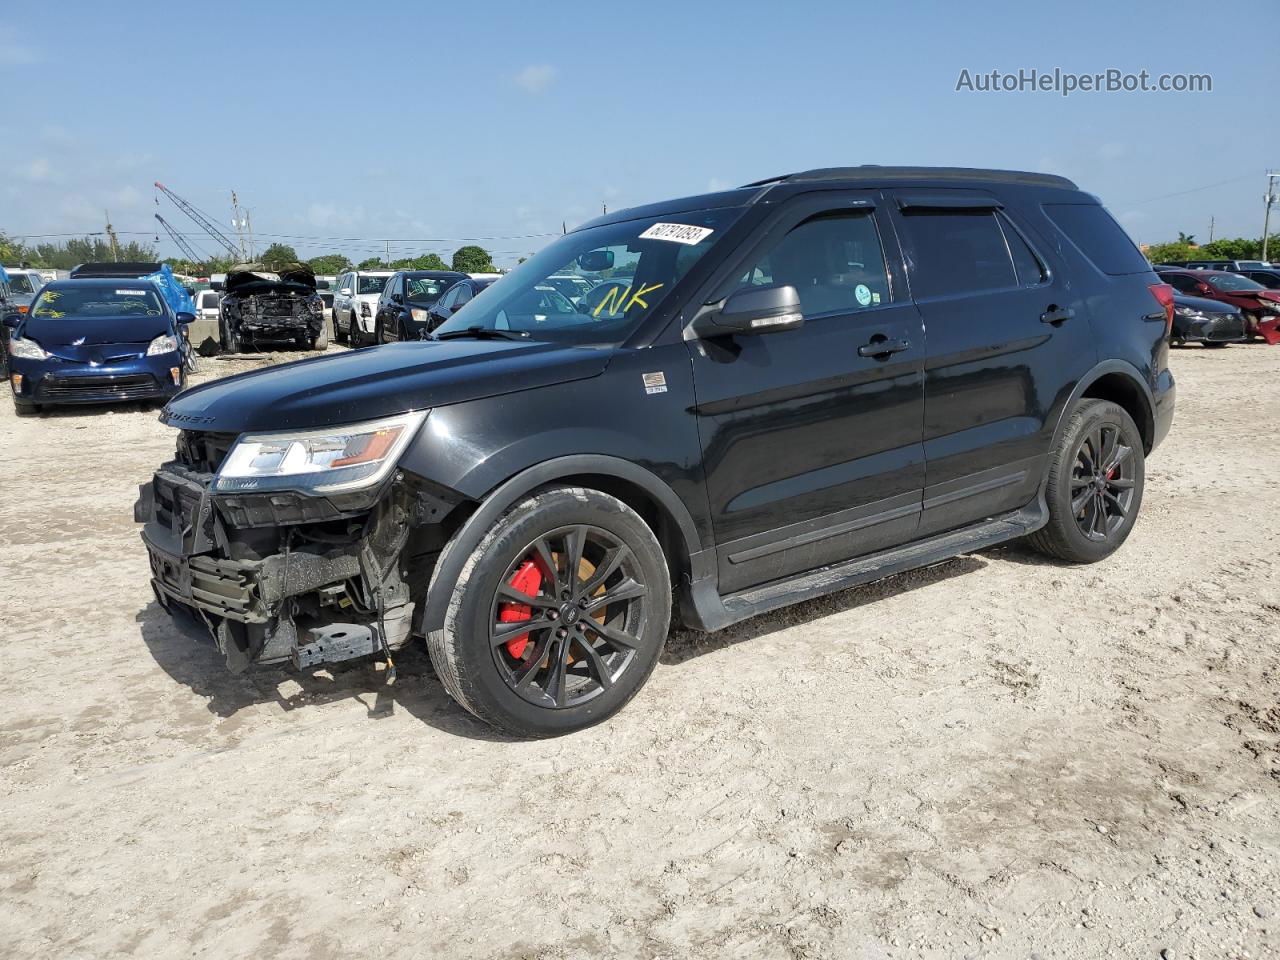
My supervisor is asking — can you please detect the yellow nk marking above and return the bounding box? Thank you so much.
[592,281,665,318]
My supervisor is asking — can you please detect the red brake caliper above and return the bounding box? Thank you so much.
[498,558,546,659]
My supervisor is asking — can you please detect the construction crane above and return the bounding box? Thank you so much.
[154,213,207,265]
[154,181,241,260]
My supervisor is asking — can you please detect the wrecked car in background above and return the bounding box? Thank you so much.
[219,262,327,353]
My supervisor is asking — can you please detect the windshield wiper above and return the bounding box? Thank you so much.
[432,326,529,342]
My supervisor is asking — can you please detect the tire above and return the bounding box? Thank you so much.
[311,323,328,350]
[1203,341,1230,348]
[426,485,672,738]
[398,320,413,342]
[1026,399,1145,564]
[351,315,365,348]
[334,309,349,344]
[220,317,241,354]
[13,399,38,416]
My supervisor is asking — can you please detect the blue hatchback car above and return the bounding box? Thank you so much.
[6,278,194,415]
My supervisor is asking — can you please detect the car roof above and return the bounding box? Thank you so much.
[578,165,1082,232]
[401,270,466,278]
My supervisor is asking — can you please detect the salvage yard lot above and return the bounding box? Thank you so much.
[1,346,1278,959]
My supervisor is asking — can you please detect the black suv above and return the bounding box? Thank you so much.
[136,166,1175,737]
[373,270,467,343]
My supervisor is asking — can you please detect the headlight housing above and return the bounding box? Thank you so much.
[1173,306,1203,319]
[146,333,179,356]
[411,308,429,324]
[213,411,428,494]
[8,336,48,360]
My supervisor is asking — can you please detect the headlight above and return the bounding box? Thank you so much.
[1173,306,1203,319]
[8,336,48,360]
[1263,302,1280,314]
[146,333,178,356]
[213,411,428,494]
[411,308,429,324]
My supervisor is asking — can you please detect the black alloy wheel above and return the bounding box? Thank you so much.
[489,524,649,710]
[1026,399,1145,563]
[1069,422,1136,542]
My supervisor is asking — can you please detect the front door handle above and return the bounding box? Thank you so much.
[858,336,911,359]
[1041,305,1075,325]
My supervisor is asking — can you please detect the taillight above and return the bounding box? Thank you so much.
[1148,283,1175,334]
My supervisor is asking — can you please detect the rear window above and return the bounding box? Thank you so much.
[1043,203,1150,276]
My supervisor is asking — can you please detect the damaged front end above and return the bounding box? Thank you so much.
[135,412,460,673]
[221,262,326,344]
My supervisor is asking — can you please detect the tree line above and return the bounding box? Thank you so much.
[0,232,500,277]
[1142,232,1280,265]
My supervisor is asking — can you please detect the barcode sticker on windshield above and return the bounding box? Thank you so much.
[639,223,715,245]
[116,289,147,295]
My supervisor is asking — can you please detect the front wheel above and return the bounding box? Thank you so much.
[427,486,672,737]
[1026,399,1145,563]
[334,310,349,344]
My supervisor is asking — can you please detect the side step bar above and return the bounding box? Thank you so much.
[682,502,1046,633]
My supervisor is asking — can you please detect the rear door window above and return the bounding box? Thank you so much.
[899,210,1016,297]
[1043,203,1150,276]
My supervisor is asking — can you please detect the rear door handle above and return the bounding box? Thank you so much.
[1041,305,1075,325]
[858,336,911,358]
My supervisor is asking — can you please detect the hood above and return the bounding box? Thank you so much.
[21,313,170,348]
[225,262,316,294]
[161,339,610,433]
[1174,294,1238,314]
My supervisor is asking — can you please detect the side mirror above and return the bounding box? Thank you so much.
[578,250,615,272]
[689,284,804,338]
[340,288,352,297]
[175,311,195,325]
[2,314,20,329]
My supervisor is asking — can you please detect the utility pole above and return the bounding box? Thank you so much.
[244,209,256,260]
[104,210,120,261]
[1208,216,1215,243]
[230,191,249,259]
[1263,172,1280,263]
[385,239,391,264]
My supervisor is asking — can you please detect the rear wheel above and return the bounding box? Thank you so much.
[334,309,349,344]
[311,323,328,350]
[427,486,671,737]
[1027,399,1144,563]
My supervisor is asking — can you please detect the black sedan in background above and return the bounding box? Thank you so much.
[417,276,497,334]
[1239,268,1280,290]
[1171,293,1246,347]
[373,270,468,343]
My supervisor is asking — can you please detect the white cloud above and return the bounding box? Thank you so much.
[106,185,142,208]
[0,29,41,66]
[514,64,557,95]
[18,157,54,182]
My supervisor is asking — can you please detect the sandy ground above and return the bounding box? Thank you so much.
[1,342,1278,960]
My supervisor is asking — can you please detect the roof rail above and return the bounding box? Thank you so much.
[740,166,1077,190]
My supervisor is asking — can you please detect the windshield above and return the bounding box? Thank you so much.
[8,274,37,295]
[406,277,450,304]
[357,275,389,295]
[1209,274,1263,292]
[434,208,742,344]
[31,286,164,318]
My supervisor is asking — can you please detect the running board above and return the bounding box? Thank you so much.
[681,503,1046,633]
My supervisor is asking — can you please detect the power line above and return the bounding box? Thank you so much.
[1130,171,1258,206]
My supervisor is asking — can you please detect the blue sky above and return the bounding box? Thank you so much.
[3,0,1274,266]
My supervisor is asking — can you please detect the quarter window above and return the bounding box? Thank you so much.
[733,211,890,317]
[901,210,1016,297]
